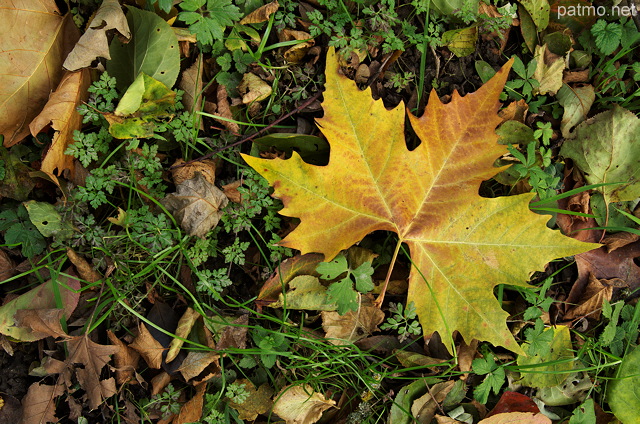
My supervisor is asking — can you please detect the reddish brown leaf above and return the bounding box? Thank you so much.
[108,330,140,385]
[20,382,65,424]
[14,308,68,339]
[487,392,540,417]
[130,322,165,369]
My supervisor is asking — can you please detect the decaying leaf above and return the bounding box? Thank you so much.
[107,330,140,385]
[14,308,68,339]
[163,172,229,237]
[67,249,103,283]
[20,382,65,424]
[29,69,91,177]
[179,56,204,119]
[238,73,273,104]
[270,275,336,311]
[411,380,455,424]
[533,45,564,95]
[478,412,551,424]
[517,325,574,388]
[66,334,118,409]
[243,48,597,353]
[130,321,165,369]
[0,275,80,341]
[63,0,131,70]
[0,4,78,146]
[214,84,240,134]
[272,384,336,424]
[556,84,594,139]
[560,106,640,204]
[321,305,384,345]
[170,158,217,185]
[564,274,624,320]
[215,314,249,350]
[240,0,279,24]
[227,379,274,421]
[177,350,219,381]
[174,382,207,424]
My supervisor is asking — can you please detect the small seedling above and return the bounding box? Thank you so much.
[316,252,374,314]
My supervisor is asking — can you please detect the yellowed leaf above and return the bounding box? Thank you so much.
[29,69,91,178]
[177,350,219,381]
[272,384,335,424]
[0,4,78,146]
[533,44,564,95]
[239,73,273,104]
[166,307,200,363]
[227,380,274,421]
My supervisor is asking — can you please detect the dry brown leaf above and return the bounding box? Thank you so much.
[130,322,165,369]
[66,334,118,409]
[239,73,273,104]
[215,84,240,134]
[173,382,207,424]
[63,0,130,70]
[457,338,479,377]
[163,172,229,237]
[29,69,91,178]
[167,307,201,363]
[240,0,279,24]
[179,56,204,120]
[498,99,528,124]
[604,232,640,253]
[436,415,464,424]
[321,305,384,345]
[1,5,78,146]
[565,275,627,320]
[227,380,274,421]
[222,180,243,203]
[170,159,217,185]
[0,249,16,282]
[107,330,140,385]
[216,314,249,350]
[19,382,65,424]
[0,393,22,423]
[272,384,335,424]
[151,371,172,396]
[67,248,102,283]
[14,309,68,339]
[279,29,314,64]
[177,350,220,381]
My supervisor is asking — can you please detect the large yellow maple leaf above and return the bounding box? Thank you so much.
[242,49,597,353]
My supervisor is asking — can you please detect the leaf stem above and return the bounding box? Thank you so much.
[374,238,403,308]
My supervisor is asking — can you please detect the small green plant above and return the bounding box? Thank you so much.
[472,346,506,404]
[380,301,422,342]
[507,142,562,200]
[0,204,47,258]
[251,326,290,368]
[316,252,375,314]
[504,56,539,101]
[141,383,182,419]
[177,0,242,48]
[590,19,622,56]
[225,381,250,404]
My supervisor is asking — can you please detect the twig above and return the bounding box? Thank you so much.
[171,91,322,169]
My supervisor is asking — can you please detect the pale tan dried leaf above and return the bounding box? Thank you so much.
[498,99,528,124]
[240,0,279,24]
[478,412,551,424]
[174,382,207,424]
[178,350,220,381]
[227,380,274,421]
[411,380,455,423]
[179,56,204,119]
[436,415,464,424]
[19,382,65,424]
[0,249,16,282]
[107,330,140,385]
[29,70,91,178]
[457,338,479,377]
[167,307,200,363]
[279,29,314,64]
[533,44,564,95]
[67,248,102,283]
[14,309,68,339]
[63,0,130,70]
[239,73,273,104]
[215,85,240,133]
[321,305,384,345]
[170,159,216,185]
[604,232,640,253]
[66,334,118,409]
[272,384,335,424]
[130,322,165,369]
[222,180,243,203]
[151,371,172,396]
[1,5,78,146]
[162,172,229,237]
[0,334,14,356]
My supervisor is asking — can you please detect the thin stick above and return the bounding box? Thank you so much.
[172,91,322,169]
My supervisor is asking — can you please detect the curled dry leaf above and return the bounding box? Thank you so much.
[222,180,243,203]
[533,44,564,95]
[63,0,131,70]
[166,307,201,363]
[0,249,15,282]
[564,274,625,320]
[215,84,240,134]
[29,69,91,177]
[177,350,220,381]
[67,248,102,283]
[279,29,315,64]
[240,0,279,24]
[130,322,165,369]
[411,380,455,423]
[178,57,204,127]
[174,383,207,424]
[273,384,335,424]
[162,172,229,238]
[321,305,384,345]
[170,159,217,185]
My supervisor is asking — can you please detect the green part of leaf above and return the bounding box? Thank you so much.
[591,19,622,56]
[607,345,640,423]
[569,399,596,424]
[108,6,180,91]
[519,0,550,31]
[316,253,348,280]
[24,200,73,239]
[517,325,575,389]
[178,0,242,47]
[326,278,358,315]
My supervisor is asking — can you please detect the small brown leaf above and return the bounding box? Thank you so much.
[214,85,240,134]
[0,249,16,282]
[478,412,551,424]
[216,314,249,350]
[240,0,279,24]
[107,330,140,385]
[20,382,65,424]
[66,334,118,409]
[170,159,217,185]
[321,305,384,345]
[178,350,220,381]
[178,56,204,121]
[14,309,68,339]
[130,322,165,369]
[167,307,201,363]
[174,382,207,424]
[222,180,243,203]
[272,384,335,424]
[67,248,102,283]
[163,172,229,237]
[411,380,455,424]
